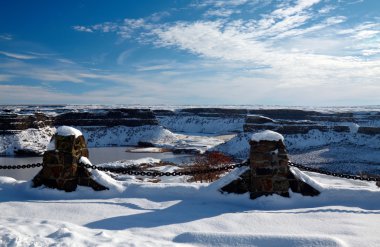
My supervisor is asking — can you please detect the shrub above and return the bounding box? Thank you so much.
[180,151,234,183]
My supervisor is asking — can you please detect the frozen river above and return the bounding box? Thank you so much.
[0,146,191,180]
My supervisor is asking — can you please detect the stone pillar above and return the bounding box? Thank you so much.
[220,130,320,199]
[249,130,319,199]
[249,138,290,199]
[32,126,108,192]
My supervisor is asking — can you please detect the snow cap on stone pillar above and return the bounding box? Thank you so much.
[250,130,284,143]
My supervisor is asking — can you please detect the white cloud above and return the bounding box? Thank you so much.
[151,13,380,89]
[73,13,162,40]
[149,11,170,22]
[136,64,174,72]
[362,49,380,56]
[353,30,380,40]
[0,34,12,40]
[116,49,134,65]
[56,58,76,64]
[272,0,321,18]
[318,5,336,14]
[204,9,238,17]
[191,0,249,8]
[0,51,37,60]
[64,0,380,104]
[72,26,93,33]
[272,16,347,39]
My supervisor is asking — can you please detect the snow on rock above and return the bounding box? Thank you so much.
[56,126,83,137]
[251,130,284,142]
[46,137,56,151]
[79,156,125,192]
[0,127,55,156]
[158,115,245,134]
[211,133,250,159]
[0,125,180,156]
[99,157,161,168]
[346,122,360,134]
[80,125,178,148]
[129,147,167,153]
[290,167,324,192]
[79,156,91,165]
[206,166,250,192]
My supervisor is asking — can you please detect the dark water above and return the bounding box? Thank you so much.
[0,147,191,180]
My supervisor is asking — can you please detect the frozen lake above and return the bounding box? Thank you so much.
[0,146,191,180]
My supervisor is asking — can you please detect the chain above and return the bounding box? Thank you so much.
[288,161,380,182]
[78,160,249,177]
[1,160,378,183]
[0,163,44,169]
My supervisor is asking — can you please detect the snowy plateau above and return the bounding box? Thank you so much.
[1,105,380,246]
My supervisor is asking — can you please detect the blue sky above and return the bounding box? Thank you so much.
[0,0,379,106]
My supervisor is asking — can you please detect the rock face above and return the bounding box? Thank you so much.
[55,109,158,127]
[155,108,246,134]
[32,129,108,192]
[243,114,353,134]
[221,132,320,199]
[0,113,53,133]
[0,109,158,132]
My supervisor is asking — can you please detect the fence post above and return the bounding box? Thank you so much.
[249,133,291,199]
[32,126,108,192]
[220,130,320,199]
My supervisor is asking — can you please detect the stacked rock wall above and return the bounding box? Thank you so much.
[249,140,291,198]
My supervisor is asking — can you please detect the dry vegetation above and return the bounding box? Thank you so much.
[179,151,234,183]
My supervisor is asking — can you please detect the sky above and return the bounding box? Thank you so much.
[0,0,379,106]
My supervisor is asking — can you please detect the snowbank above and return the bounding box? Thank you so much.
[0,168,380,246]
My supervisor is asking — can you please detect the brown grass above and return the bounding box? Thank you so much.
[179,151,233,183]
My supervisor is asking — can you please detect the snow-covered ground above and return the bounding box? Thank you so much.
[0,167,379,247]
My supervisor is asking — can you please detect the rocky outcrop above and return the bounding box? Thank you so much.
[0,113,53,132]
[244,123,351,134]
[0,109,158,132]
[179,108,248,118]
[244,113,353,134]
[54,109,158,127]
[358,127,380,135]
[155,108,246,134]
[0,108,160,156]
